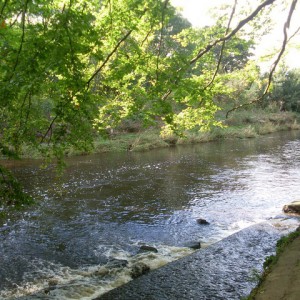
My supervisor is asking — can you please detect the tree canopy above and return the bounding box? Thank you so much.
[0,0,299,206]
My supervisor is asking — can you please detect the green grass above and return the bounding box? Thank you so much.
[93,130,169,153]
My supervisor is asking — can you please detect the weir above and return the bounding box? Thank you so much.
[97,221,295,300]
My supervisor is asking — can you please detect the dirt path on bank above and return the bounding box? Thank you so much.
[254,235,300,300]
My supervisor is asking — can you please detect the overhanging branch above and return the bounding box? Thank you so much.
[162,0,276,101]
[226,0,298,118]
[155,0,170,81]
[189,0,276,65]
[9,0,29,78]
[86,29,133,89]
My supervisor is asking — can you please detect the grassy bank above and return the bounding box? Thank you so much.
[91,109,300,154]
[245,227,300,300]
[11,108,300,158]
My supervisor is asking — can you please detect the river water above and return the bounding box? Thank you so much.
[1,131,300,299]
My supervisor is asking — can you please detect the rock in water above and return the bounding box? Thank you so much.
[107,259,128,268]
[139,245,158,253]
[184,241,201,250]
[196,218,210,225]
[130,262,150,279]
[283,201,300,215]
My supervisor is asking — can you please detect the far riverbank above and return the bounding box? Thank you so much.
[4,109,299,160]
[92,110,300,154]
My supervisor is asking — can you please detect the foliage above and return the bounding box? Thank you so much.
[269,67,300,112]
[0,0,261,156]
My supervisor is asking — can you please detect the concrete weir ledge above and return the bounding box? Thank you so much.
[95,220,298,300]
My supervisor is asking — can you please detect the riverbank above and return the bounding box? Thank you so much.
[246,227,300,300]
[17,109,300,158]
[90,110,300,154]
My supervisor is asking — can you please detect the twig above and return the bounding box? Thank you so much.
[287,25,300,42]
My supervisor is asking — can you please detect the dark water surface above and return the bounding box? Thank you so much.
[1,131,300,299]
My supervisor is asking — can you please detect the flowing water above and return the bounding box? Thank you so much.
[1,131,300,299]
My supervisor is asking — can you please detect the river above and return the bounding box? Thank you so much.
[1,131,300,299]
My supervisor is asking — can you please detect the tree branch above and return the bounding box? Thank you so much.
[287,25,300,43]
[162,0,276,101]
[141,28,153,47]
[41,115,58,144]
[86,29,133,88]
[10,0,29,76]
[0,0,8,19]
[155,0,170,81]
[226,0,298,118]
[190,0,276,65]
[205,0,237,89]
[16,89,31,136]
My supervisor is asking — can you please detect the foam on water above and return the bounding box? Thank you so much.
[0,244,194,300]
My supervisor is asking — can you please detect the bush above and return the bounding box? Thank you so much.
[270,68,300,112]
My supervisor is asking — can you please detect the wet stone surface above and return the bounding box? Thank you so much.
[97,223,283,300]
